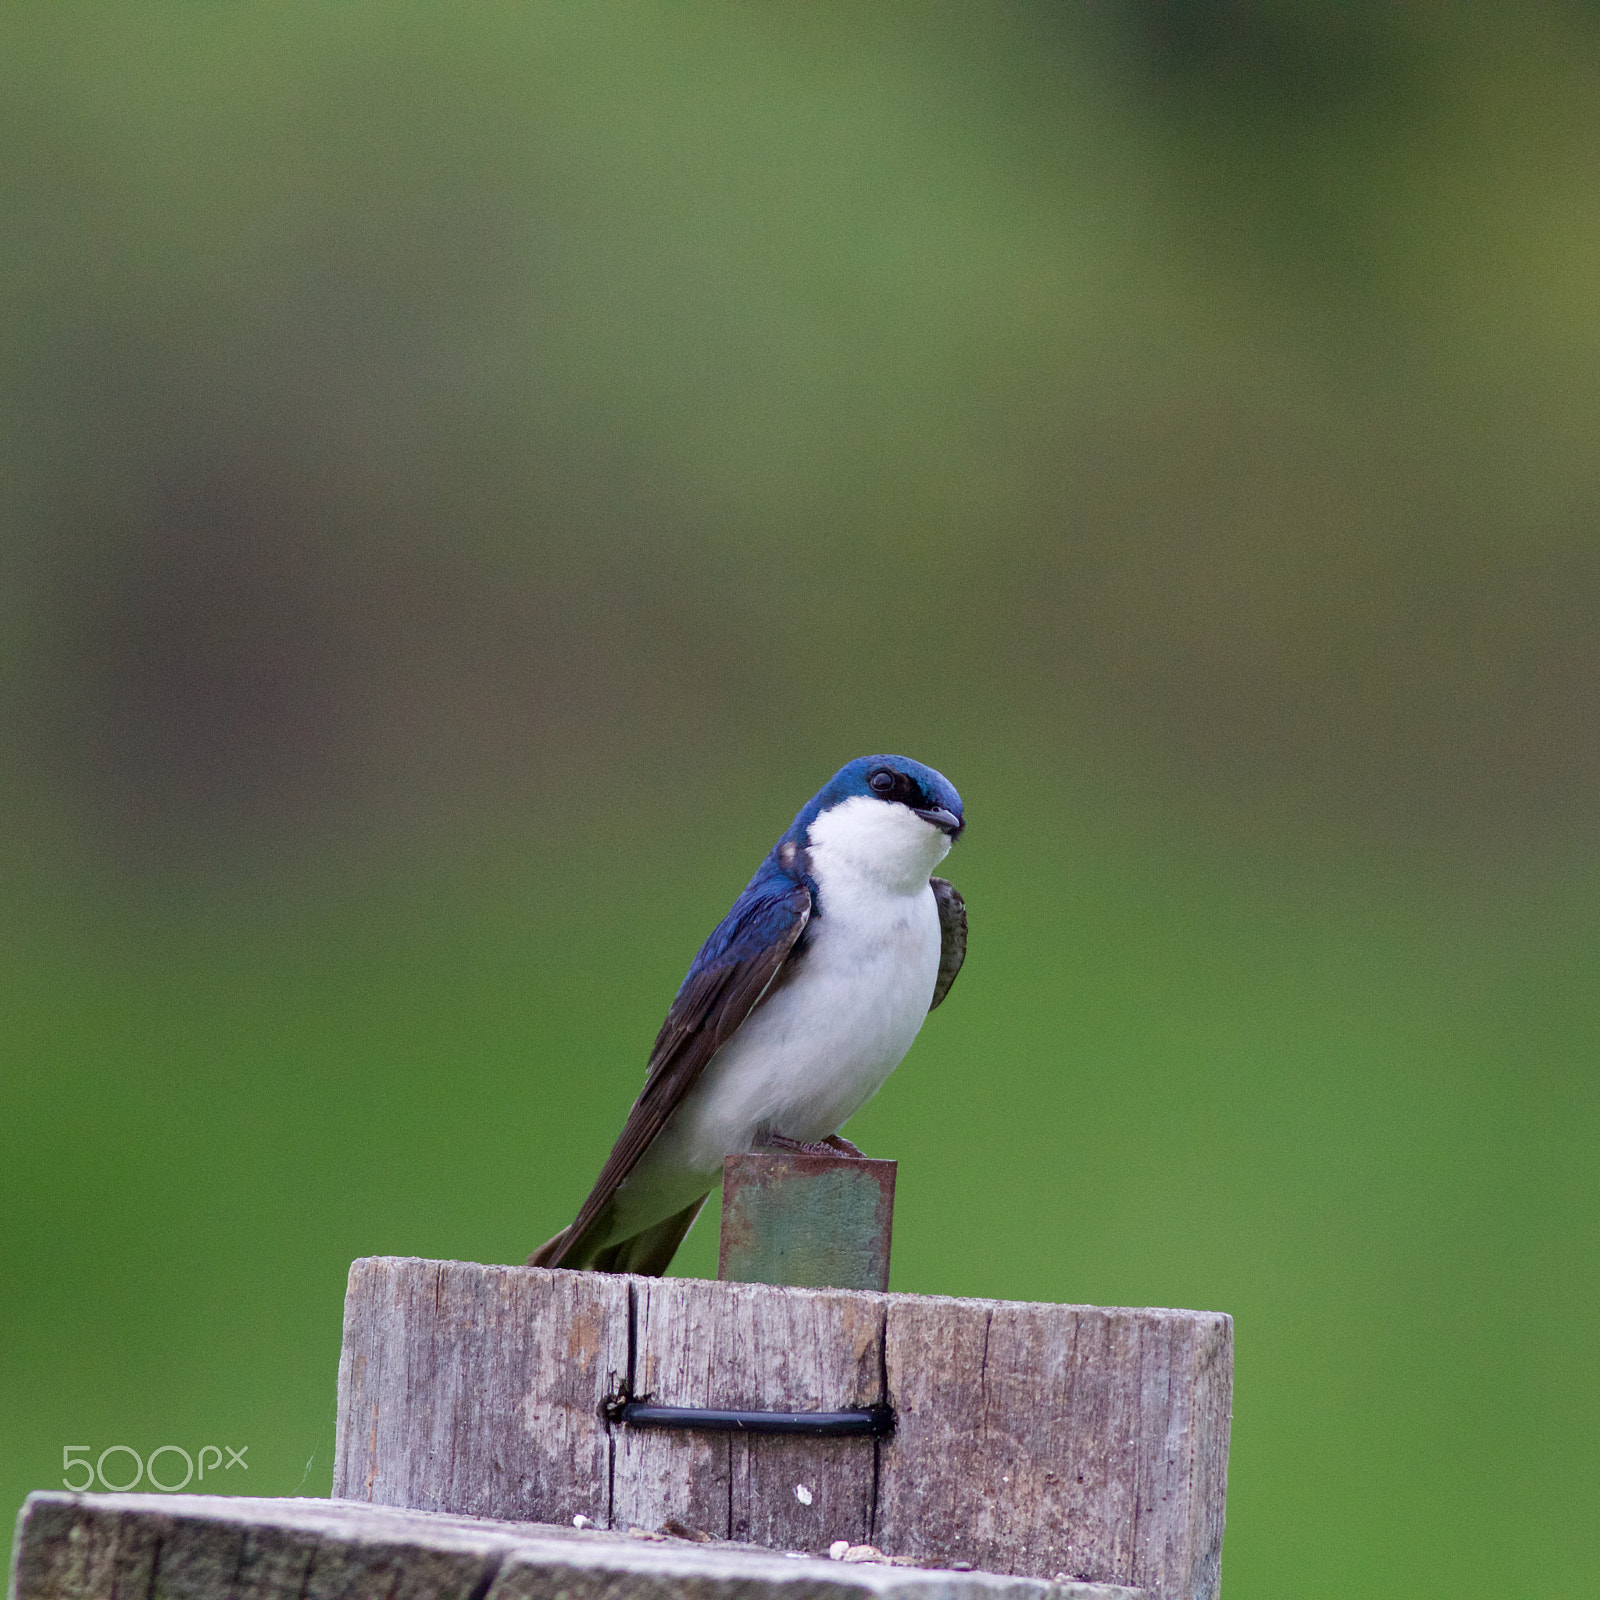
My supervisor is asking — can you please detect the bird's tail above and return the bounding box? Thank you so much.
[525,1195,707,1276]
[525,1228,572,1268]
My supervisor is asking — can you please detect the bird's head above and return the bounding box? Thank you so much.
[786,755,964,892]
[832,755,964,839]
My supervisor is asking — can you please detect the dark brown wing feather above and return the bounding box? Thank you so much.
[929,876,966,1010]
[529,881,811,1269]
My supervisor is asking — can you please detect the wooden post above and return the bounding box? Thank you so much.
[719,1151,897,1291]
[331,1259,1232,1600]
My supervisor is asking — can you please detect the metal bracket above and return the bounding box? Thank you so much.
[605,1395,894,1437]
[719,1151,897,1291]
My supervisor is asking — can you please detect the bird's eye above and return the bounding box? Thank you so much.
[868,768,898,797]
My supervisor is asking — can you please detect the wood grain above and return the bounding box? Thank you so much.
[874,1297,1232,1600]
[332,1258,627,1525]
[9,1493,1146,1600]
[330,1260,1229,1599]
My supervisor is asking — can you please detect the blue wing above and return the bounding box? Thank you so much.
[530,849,812,1269]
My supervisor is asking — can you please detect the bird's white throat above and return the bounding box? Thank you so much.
[806,794,951,896]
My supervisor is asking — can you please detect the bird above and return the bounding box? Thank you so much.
[528,754,967,1275]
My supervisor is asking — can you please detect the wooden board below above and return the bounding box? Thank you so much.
[10,1494,1145,1600]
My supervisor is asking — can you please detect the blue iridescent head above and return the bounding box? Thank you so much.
[786,754,964,844]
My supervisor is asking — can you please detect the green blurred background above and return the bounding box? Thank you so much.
[4,5,1599,1594]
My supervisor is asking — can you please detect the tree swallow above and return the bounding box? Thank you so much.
[529,754,966,1275]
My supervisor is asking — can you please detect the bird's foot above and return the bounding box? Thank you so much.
[753,1131,868,1159]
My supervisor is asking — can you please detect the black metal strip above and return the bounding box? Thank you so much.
[614,1401,893,1437]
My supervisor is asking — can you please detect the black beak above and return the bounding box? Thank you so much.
[913,805,964,839]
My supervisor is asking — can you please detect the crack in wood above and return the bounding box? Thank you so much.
[293,1540,319,1600]
[139,1529,162,1600]
[463,1548,506,1600]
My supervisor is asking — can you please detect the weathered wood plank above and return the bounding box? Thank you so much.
[330,1260,1229,1599]
[332,1258,628,1525]
[8,1494,1146,1600]
[617,1276,886,1550]
[873,1298,1232,1600]
[9,1496,503,1600]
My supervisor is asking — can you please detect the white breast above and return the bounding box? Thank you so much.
[607,797,951,1237]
